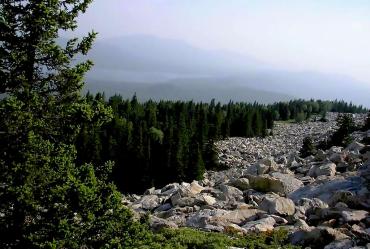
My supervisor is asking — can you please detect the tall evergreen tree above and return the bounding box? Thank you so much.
[364,112,370,131]
[0,1,151,248]
[299,137,317,158]
[330,114,356,147]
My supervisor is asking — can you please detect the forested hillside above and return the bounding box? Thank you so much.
[269,99,367,121]
[76,94,367,193]
[76,94,274,193]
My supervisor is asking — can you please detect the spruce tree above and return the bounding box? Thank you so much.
[0,1,152,248]
[364,112,370,131]
[330,114,356,147]
[299,137,317,158]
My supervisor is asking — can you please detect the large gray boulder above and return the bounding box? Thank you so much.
[242,217,276,233]
[270,172,304,194]
[176,181,204,197]
[245,163,270,175]
[246,174,286,194]
[329,153,346,164]
[244,157,278,176]
[295,198,329,217]
[341,210,368,223]
[171,193,216,207]
[160,183,180,196]
[137,195,161,210]
[150,216,178,231]
[219,184,244,202]
[346,141,365,153]
[289,176,364,203]
[216,206,262,225]
[186,206,263,230]
[308,163,336,177]
[170,181,207,207]
[290,226,350,247]
[259,194,296,216]
[323,240,354,249]
[246,173,303,195]
[229,178,250,191]
[171,195,202,207]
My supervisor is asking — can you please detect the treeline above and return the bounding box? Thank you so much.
[269,99,367,121]
[75,95,368,193]
[76,93,364,193]
[76,94,274,193]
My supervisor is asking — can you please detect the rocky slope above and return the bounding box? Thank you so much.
[124,113,370,249]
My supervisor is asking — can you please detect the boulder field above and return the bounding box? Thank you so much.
[124,113,370,249]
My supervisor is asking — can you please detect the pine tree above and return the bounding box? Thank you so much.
[295,112,306,123]
[330,114,356,147]
[204,139,221,170]
[187,140,205,181]
[300,137,317,158]
[0,1,152,248]
[364,112,370,131]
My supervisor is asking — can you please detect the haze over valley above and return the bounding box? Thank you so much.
[73,0,370,107]
[84,35,370,106]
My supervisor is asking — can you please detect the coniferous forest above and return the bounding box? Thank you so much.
[76,94,367,193]
[76,94,274,193]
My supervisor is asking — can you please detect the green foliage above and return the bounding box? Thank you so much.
[319,111,328,122]
[148,228,300,249]
[0,1,153,248]
[329,114,356,147]
[299,137,317,158]
[269,99,367,122]
[76,96,368,194]
[0,130,151,248]
[149,127,164,144]
[364,111,370,131]
[77,96,275,193]
[294,112,306,123]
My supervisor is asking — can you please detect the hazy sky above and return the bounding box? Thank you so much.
[76,0,370,85]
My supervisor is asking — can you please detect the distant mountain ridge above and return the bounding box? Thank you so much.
[81,35,370,107]
[86,78,293,104]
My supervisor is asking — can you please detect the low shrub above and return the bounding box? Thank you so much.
[146,228,300,249]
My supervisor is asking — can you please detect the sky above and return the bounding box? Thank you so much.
[76,0,370,86]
